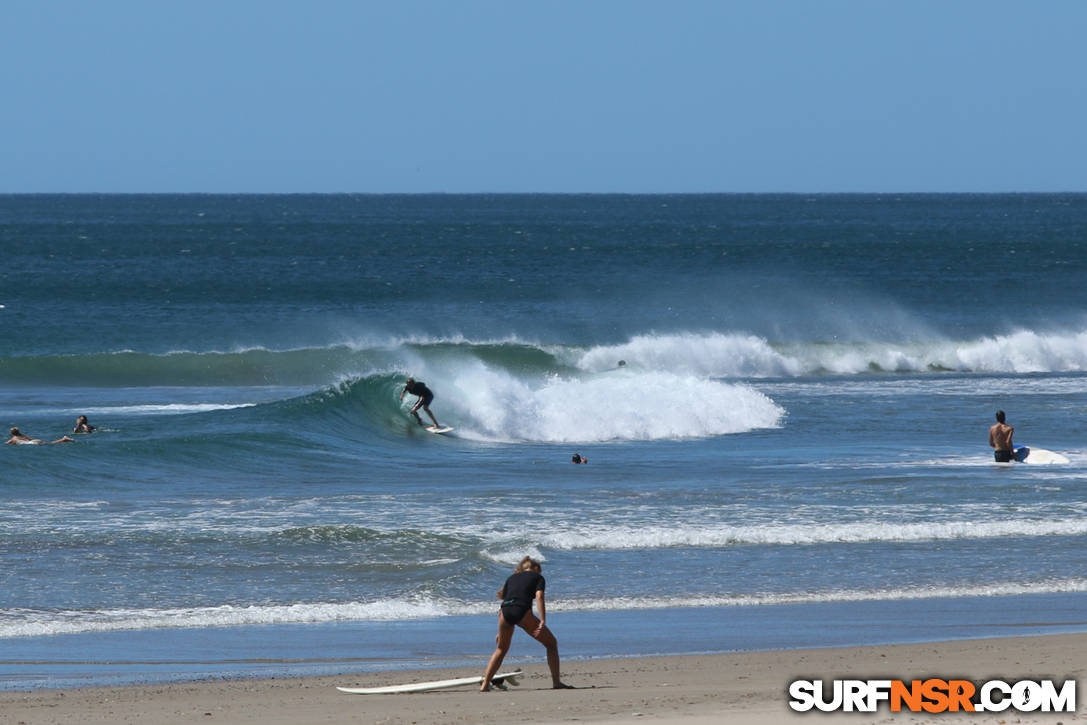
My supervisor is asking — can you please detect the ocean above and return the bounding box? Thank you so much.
[2,193,1085,689]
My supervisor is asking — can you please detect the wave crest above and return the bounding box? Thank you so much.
[437,365,784,442]
[575,329,1087,377]
[574,333,800,377]
[535,518,1087,549]
[4,579,1085,638]
[7,328,1087,390]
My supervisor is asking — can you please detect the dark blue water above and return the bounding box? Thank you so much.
[2,194,1086,688]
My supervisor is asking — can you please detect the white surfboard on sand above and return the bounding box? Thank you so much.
[337,669,521,694]
[1014,445,1070,464]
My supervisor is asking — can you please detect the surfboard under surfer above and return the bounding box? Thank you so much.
[989,410,1014,462]
[399,377,441,428]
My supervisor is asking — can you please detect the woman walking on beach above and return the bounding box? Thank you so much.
[481,557,571,691]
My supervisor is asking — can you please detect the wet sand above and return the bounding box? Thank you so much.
[2,633,1083,724]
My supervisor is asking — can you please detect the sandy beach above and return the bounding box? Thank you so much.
[3,633,1083,725]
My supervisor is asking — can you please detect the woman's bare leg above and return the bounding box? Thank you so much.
[481,614,514,691]
[517,612,567,688]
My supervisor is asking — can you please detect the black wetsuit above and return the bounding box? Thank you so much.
[404,380,434,406]
[499,570,545,625]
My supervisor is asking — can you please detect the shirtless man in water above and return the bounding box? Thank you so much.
[989,410,1014,462]
[6,427,74,445]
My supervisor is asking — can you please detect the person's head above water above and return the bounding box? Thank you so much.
[995,410,1006,423]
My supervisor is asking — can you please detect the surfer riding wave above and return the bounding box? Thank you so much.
[399,377,441,428]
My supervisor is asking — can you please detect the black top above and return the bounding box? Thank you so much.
[404,380,431,396]
[501,570,545,607]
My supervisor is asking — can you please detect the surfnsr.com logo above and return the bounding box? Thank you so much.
[788,678,1076,713]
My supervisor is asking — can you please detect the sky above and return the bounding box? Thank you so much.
[2,0,1086,193]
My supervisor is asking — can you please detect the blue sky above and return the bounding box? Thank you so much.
[3,1,1085,192]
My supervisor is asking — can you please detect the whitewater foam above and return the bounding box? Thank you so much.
[439,362,784,442]
[0,599,475,638]
[572,328,1087,378]
[4,579,1085,639]
[90,403,257,415]
[573,333,801,377]
[533,518,1087,549]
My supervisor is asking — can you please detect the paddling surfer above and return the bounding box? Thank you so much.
[481,557,571,692]
[399,377,441,428]
[6,427,74,445]
[989,410,1014,462]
